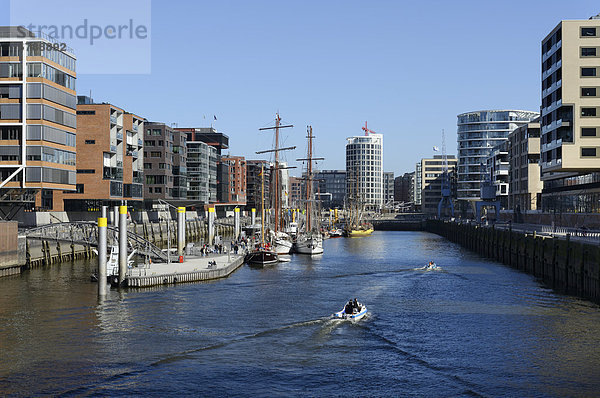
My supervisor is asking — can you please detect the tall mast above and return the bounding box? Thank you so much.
[274,113,280,232]
[258,114,293,233]
[307,126,313,231]
[261,163,265,245]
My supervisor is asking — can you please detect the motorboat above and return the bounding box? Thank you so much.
[245,246,279,267]
[415,262,442,271]
[329,228,344,238]
[333,300,367,321]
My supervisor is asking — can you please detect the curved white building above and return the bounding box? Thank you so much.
[345,134,383,210]
[457,110,539,201]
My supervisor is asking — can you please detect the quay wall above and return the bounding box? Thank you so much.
[0,221,20,277]
[371,220,426,231]
[426,220,600,303]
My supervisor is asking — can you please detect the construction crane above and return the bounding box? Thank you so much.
[361,121,377,136]
[437,129,455,218]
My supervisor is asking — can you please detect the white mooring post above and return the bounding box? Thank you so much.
[98,216,107,296]
[234,207,240,240]
[251,208,256,226]
[118,205,127,285]
[177,206,185,261]
[113,205,119,227]
[208,207,215,245]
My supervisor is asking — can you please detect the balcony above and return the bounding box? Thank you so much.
[132,124,138,132]
[138,139,143,147]
[109,145,117,153]
[116,160,123,167]
[116,131,123,141]
[110,115,117,125]
[132,150,138,158]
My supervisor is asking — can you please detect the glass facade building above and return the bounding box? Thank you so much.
[457,110,539,201]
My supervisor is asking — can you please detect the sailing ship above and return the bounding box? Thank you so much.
[246,163,279,267]
[344,165,373,237]
[295,126,324,255]
[258,113,295,255]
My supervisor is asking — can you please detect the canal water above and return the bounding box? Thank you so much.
[1,231,599,396]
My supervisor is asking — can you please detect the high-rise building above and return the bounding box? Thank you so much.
[0,27,77,211]
[457,110,539,204]
[394,172,414,203]
[54,97,144,211]
[416,155,458,215]
[508,118,542,211]
[142,122,187,203]
[540,14,600,213]
[345,133,383,210]
[414,162,422,210]
[383,171,395,206]
[314,170,346,209]
[220,155,246,205]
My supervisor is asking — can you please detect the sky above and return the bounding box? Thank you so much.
[3,0,599,177]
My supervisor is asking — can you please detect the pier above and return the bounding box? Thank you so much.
[126,253,245,287]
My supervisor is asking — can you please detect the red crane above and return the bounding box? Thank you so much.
[362,121,377,136]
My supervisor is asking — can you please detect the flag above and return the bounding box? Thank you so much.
[214,115,217,120]
[433,146,440,152]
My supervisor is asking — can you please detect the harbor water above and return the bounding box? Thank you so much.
[1,231,600,396]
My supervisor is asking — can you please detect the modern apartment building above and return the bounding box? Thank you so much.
[142,122,186,203]
[383,171,395,206]
[246,160,271,211]
[508,118,542,211]
[0,27,77,211]
[177,127,229,203]
[540,14,600,213]
[220,155,246,205]
[314,170,346,208]
[457,110,539,204]
[416,155,458,215]
[345,133,383,210]
[394,172,414,203]
[486,141,510,208]
[53,97,144,211]
[414,162,422,210]
[185,139,216,204]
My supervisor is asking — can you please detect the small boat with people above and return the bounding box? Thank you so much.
[415,261,442,271]
[245,244,279,267]
[333,298,367,321]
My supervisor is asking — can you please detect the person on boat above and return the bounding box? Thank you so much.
[345,300,354,314]
[353,298,359,310]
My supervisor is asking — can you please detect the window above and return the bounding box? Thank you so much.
[85,139,95,144]
[582,87,597,97]
[582,107,597,117]
[150,151,161,157]
[582,27,597,37]
[76,110,96,115]
[144,140,155,146]
[148,187,152,193]
[152,129,161,136]
[581,147,597,157]
[155,187,162,193]
[582,127,597,137]
[582,67,597,77]
[75,184,84,194]
[582,47,597,57]
[144,163,152,169]
[76,169,95,174]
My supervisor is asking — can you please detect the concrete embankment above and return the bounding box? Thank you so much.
[426,220,600,303]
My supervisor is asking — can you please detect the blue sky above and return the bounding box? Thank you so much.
[3,0,599,176]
